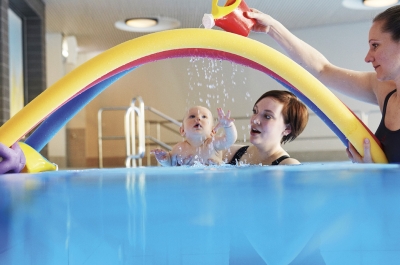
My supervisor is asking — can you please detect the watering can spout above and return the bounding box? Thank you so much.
[202,0,255,37]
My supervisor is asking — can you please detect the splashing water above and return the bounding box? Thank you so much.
[185,58,255,144]
[187,57,223,108]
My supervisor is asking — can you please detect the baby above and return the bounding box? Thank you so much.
[152,106,237,166]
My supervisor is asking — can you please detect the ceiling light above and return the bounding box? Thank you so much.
[115,17,181,33]
[125,18,158,28]
[363,0,398,7]
[343,0,399,9]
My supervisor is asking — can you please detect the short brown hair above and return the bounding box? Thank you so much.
[373,5,400,41]
[254,90,309,144]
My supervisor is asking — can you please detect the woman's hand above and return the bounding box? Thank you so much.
[245,8,273,33]
[346,138,373,163]
[0,143,26,174]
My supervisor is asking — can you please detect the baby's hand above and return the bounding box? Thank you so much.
[214,108,235,132]
[151,149,171,166]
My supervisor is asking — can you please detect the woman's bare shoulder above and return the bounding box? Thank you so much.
[279,157,301,165]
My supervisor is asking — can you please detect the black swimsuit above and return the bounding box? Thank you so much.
[375,89,400,163]
[227,146,290,165]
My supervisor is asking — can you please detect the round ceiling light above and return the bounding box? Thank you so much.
[115,17,181,33]
[363,0,399,7]
[342,0,399,9]
[125,18,158,28]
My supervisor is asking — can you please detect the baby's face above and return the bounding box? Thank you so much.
[181,106,214,138]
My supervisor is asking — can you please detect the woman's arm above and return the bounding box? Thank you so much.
[246,9,378,105]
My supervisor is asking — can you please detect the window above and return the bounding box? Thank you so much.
[8,8,24,117]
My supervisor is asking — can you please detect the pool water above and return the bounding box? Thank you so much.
[0,163,399,265]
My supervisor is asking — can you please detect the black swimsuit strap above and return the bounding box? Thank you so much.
[228,146,290,166]
[271,155,290,165]
[382,89,397,118]
[228,146,249,165]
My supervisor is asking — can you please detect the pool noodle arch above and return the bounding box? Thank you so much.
[26,51,345,151]
[0,29,387,163]
[24,69,134,151]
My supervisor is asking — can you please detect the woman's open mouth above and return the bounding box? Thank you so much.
[250,127,261,135]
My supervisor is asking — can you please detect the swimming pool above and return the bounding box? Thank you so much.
[0,163,399,265]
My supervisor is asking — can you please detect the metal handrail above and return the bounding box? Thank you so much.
[124,105,137,167]
[98,107,129,168]
[142,106,181,165]
[125,97,146,168]
[145,106,182,127]
[146,136,172,150]
[97,100,182,168]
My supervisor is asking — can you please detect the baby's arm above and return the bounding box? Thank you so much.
[213,108,238,151]
[151,148,172,166]
[152,142,194,166]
